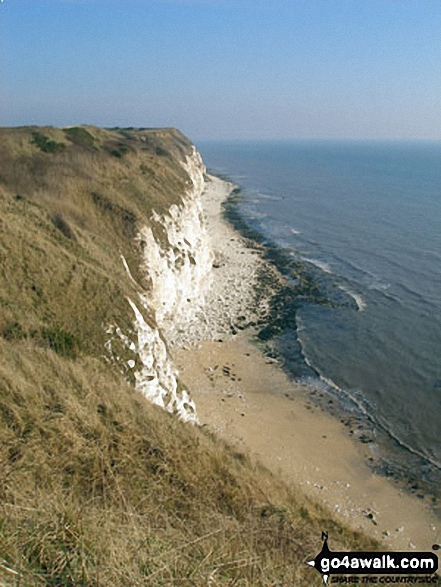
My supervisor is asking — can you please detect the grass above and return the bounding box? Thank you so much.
[63,127,96,149]
[0,125,193,357]
[0,126,379,585]
[31,132,66,154]
[0,340,377,586]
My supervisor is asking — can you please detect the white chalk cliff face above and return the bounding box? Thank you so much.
[137,148,214,345]
[106,147,212,424]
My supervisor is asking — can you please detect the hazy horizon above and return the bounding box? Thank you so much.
[1,0,440,141]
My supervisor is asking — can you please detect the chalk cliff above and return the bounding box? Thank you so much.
[106,147,214,423]
[138,148,213,342]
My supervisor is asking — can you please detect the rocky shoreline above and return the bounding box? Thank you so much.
[213,174,441,505]
[166,174,277,349]
[171,167,440,553]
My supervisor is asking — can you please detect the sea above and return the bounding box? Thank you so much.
[198,139,441,498]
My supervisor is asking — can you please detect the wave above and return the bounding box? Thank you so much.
[294,317,441,476]
[246,210,270,219]
[222,170,441,489]
[258,193,283,201]
[338,285,367,311]
[295,315,321,377]
[374,413,441,474]
[296,322,372,420]
[395,281,438,310]
[327,253,399,301]
[301,256,333,274]
[302,368,441,475]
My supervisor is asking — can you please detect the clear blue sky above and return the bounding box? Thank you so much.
[1,0,440,140]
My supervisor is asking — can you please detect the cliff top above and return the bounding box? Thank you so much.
[0,126,375,586]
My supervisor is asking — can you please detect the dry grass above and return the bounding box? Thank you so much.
[0,340,376,586]
[0,126,193,358]
[0,126,378,586]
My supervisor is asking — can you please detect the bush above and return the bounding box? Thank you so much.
[31,132,65,154]
[1,321,25,341]
[155,146,169,157]
[51,213,77,240]
[63,127,96,148]
[39,326,80,358]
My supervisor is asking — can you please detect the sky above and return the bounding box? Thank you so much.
[1,0,441,140]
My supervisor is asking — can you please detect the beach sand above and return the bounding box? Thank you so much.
[174,174,440,552]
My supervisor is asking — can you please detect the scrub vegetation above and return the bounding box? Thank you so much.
[0,126,377,586]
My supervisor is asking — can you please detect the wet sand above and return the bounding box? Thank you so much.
[175,336,440,552]
[174,173,441,552]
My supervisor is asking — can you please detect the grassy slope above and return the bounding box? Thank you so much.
[0,126,377,586]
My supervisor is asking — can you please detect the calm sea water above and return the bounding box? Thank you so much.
[198,140,441,491]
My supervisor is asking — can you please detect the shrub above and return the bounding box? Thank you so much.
[106,142,132,158]
[31,132,65,154]
[155,146,169,157]
[63,127,96,148]
[51,213,76,240]
[1,321,25,341]
[39,326,80,358]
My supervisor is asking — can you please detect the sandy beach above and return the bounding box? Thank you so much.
[174,174,440,552]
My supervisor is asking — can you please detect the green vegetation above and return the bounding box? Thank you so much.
[63,126,96,148]
[0,126,377,585]
[1,322,79,358]
[51,212,76,240]
[31,131,66,153]
[155,146,169,157]
[38,326,80,358]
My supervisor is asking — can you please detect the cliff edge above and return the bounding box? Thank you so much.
[0,126,375,586]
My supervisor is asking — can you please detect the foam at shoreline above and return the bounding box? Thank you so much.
[173,170,440,552]
[217,174,441,500]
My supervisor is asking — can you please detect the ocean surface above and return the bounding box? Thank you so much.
[198,140,441,494]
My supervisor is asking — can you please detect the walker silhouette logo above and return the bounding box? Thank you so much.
[306,532,439,585]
